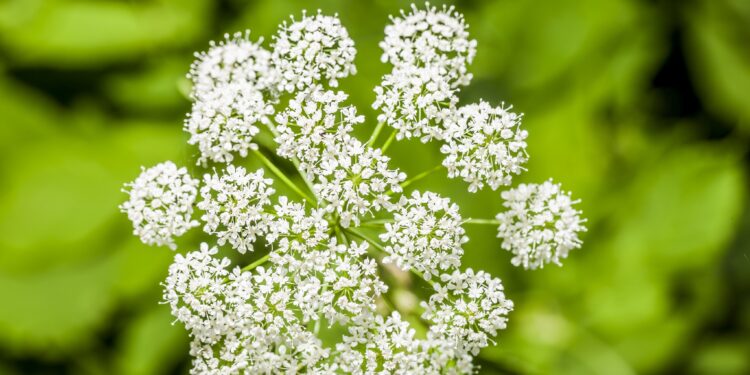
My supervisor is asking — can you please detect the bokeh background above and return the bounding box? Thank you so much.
[1,0,749,374]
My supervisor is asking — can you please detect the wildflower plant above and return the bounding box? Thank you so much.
[120,2,586,373]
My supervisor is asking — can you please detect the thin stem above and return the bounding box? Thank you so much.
[261,121,318,201]
[400,164,443,190]
[464,218,502,225]
[344,228,434,287]
[252,149,314,203]
[380,130,397,153]
[360,218,393,225]
[367,121,386,147]
[242,254,270,272]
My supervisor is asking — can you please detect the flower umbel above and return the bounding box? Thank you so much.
[496,180,587,269]
[121,3,586,374]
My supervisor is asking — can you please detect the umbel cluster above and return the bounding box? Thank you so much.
[120,3,586,374]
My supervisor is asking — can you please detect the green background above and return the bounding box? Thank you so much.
[1,0,749,373]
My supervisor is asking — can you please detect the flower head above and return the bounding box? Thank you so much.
[423,269,513,355]
[197,166,275,253]
[120,4,587,373]
[188,31,275,97]
[380,191,466,279]
[120,161,199,249]
[272,10,357,92]
[185,82,274,165]
[380,3,477,87]
[441,101,528,192]
[496,180,586,269]
[373,65,458,142]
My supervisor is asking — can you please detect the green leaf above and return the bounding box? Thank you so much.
[115,305,188,375]
[0,0,211,67]
[684,0,750,128]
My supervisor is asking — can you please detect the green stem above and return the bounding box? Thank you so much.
[262,121,318,201]
[242,254,270,272]
[252,149,314,203]
[367,121,386,147]
[359,218,393,226]
[344,228,434,287]
[399,164,443,190]
[464,218,502,225]
[380,130,397,153]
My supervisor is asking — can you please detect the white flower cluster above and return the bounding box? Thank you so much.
[441,101,529,192]
[120,161,198,249]
[496,180,586,269]
[380,191,466,280]
[164,243,334,373]
[197,165,275,254]
[186,33,276,165]
[275,88,405,227]
[373,4,532,193]
[374,3,476,142]
[272,10,357,92]
[121,3,587,374]
[423,269,513,355]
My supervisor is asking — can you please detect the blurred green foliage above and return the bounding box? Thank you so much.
[0,0,748,374]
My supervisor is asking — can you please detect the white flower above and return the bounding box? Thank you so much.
[164,243,333,374]
[274,88,363,174]
[380,3,477,87]
[496,180,586,269]
[314,137,406,227]
[121,4,588,373]
[422,269,513,356]
[441,101,529,192]
[120,161,199,249]
[188,31,276,97]
[185,82,275,165]
[373,65,458,142]
[197,166,275,253]
[272,10,357,92]
[380,191,466,279]
[336,311,474,374]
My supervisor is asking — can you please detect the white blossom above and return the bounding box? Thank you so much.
[119,4,589,373]
[197,166,275,253]
[272,10,357,93]
[373,65,458,142]
[188,31,276,97]
[274,88,363,174]
[313,137,406,227]
[496,180,586,269]
[422,269,513,356]
[185,82,274,165]
[441,101,529,192]
[380,3,477,87]
[186,32,277,165]
[120,161,199,249]
[380,191,466,279]
[164,243,333,374]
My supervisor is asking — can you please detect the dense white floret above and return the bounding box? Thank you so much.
[120,161,199,249]
[274,88,363,174]
[272,11,357,92]
[496,180,586,269]
[373,65,458,142]
[422,269,513,355]
[380,3,477,87]
[188,31,276,97]
[313,137,406,227]
[163,243,333,374]
[185,83,274,165]
[121,4,588,374]
[380,191,466,279]
[441,101,528,192]
[197,166,275,253]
